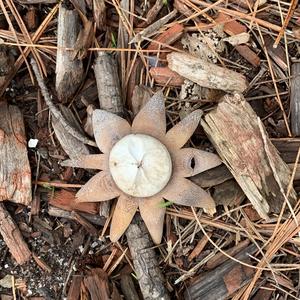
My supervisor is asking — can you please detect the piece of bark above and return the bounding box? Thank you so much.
[167,52,248,93]
[48,189,99,214]
[271,138,300,163]
[185,244,256,300]
[212,180,245,207]
[150,67,184,87]
[147,23,184,51]
[291,63,300,136]
[67,275,83,300]
[264,35,287,71]
[93,0,106,30]
[93,52,124,116]
[120,274,140,300]
[130,9,177,44]
[201,94,297,219]
[130,85,152,117]
[0,102,31,205]
[56,1,84,102]
[215,13,260,67]
[190,164,233,188]
[205,239,250,270]
[126,216,170,300]
[140,0,164,27]
[48,206,105,226]
[52,105,90,160]
[0,204,31,265]
[0,45,14,88]
[83,268,110,300]
[71,211,99,236]
[188,233,211,262]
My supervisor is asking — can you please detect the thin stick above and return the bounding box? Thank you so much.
[30,58,97,147]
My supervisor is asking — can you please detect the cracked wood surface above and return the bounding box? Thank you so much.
[0,101,31,205]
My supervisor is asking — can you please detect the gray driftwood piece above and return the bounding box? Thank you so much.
[52,105,90,160]
[93,52,124,115]
[184,245,256,300]
[167,52,248,93]
[56,1,84,102]
[291,63,300,136]
[0,102,31,205]
[0,204,31,264]
[126,216,170,300]
[201,93,296,219]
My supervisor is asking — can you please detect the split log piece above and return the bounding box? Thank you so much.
[48,206,105,226]
[52,105,90,160]
[0,102,31,205]
[0,204,31,265]
[184,244,256,300]
[201,93,297,219]
[291,63,300,136]
[167,52,248,93]
[126,216,170,300]
[56,1,84,102]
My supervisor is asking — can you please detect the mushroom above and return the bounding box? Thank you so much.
[63,91,222,244]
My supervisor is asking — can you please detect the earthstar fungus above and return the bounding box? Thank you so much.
[66,91,222,244]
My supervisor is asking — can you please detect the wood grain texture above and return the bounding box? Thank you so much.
[126,216,170,300]
[0,102,31,205]
[185,245,256,300]
[56,2,84,102]
[201,94,296,219]
[291,63,300,136]
[94,52,124,115]
[167,52,248,93]
[0,204,31,265]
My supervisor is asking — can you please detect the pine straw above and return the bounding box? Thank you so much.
[0,0,300,299]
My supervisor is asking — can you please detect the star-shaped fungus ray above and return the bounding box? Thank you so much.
[93,109,131,153]
[139,196,166,244]
[61,153,108,170]
[165,109,202,149]
[132,90,166,140]
[76,171,120,202]
[173,148,222,177]
[160,175,216,209]
[110,194,138,242]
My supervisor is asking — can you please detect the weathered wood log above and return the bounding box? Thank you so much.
[0,204,31,265]
[126,216,170,300]
[185,245,256,300]
[167,52,248,93]
[93,52,124,115]
[201,94,296,219]
[52,105,90,160]
[48,206,105,226]
[0,102,31,205]
[291,63,300,136]
[56,1,84,102]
